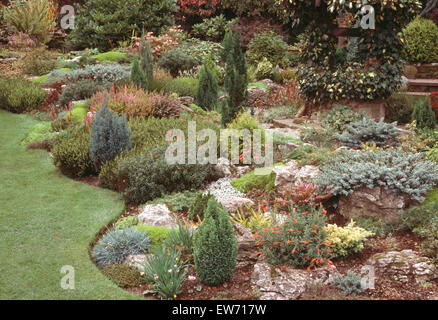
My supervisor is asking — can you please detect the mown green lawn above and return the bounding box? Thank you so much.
[0,110,139,299]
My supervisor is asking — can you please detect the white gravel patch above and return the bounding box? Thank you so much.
[205,178,246,200]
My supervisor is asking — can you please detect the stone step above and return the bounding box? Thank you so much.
[407,79,438,92]
[398,91,430,97]
[272,118,323,130]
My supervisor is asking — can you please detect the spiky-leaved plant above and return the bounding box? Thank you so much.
[196,58,218,111]
[193,197,237,286]
[90,94,132,171]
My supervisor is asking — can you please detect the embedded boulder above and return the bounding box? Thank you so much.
[338,187,413,224]
[137,204,178,228]
[234,224,258,268]
[362,250,437,284]
[251,261,338,300]
[273,160,320,192]
[123,254,151,271]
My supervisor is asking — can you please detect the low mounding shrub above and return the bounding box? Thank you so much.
[58,79,104,107]
[145,191,200,213]
[322,105,365,133]
[134,224,173,247]
[403,17,438,64]
[411,98,437,130]
[325,221,374,259]
[66,64,131,85]
[258,205,332,269]
[385,94,418,124]
[193,197,237,286]
[21,122,56,147]
[90,98,132,170]
[158,50,199,77]
[316,149,438,202]
[21,47,57,76]
[114,216,139,230]
[52,130,96,177]
[332,270,365,296]
[101,264,146,287]
[92,228,151,267]
[231,168,277,193]
[0,78,46,113]
[191,14,236,42]
[162,77,199,97]
[118,145,220,205]
[98,117,220,191]
[246,30,289,67]
[336,118,401,148]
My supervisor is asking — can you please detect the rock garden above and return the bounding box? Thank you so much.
[1,0,438,301]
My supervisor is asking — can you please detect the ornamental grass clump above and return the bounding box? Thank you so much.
[193,197,237,286]
[336,118,401,148]
[92,228,151,267]
[316,149,438,202]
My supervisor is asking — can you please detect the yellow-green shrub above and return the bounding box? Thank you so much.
[325,221,374,259]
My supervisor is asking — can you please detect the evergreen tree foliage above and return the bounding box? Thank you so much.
[412,98,437,129]
[193,197,237,286]
[130,55,148,90]
[90,94,133,171]
[196,59,218,111]
[222,31,248,126]
[140,32,154,81]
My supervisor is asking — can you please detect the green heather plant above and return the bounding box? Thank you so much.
[0,77,46,113]
[20,122,56,147]
[231,168,277,193]
[336,118,401,148]
[52,129,96,177]
[162,77,199,97]
[317,149,438,202]
[90,96,132,171]
[101,264,146,287]
[193,197,237,286]
[196,59,218,111]
[412,98,437,130]
[92,228,151,267]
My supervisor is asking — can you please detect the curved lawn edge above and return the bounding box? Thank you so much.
[0,111,141,299]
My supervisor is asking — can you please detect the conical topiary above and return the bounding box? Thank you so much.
[193,197,237,286]
[139,32,154,81]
